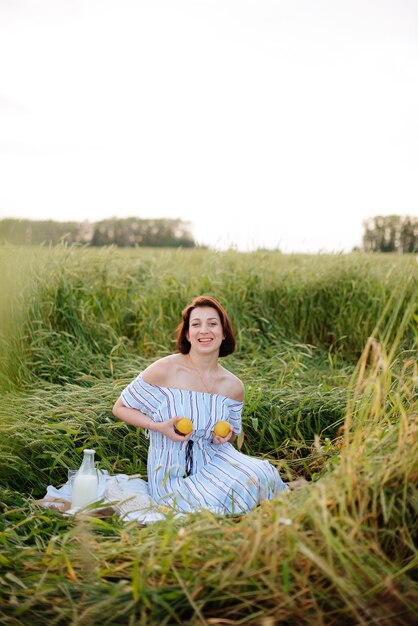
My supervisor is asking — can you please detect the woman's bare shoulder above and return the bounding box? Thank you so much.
[220,368,245,402]
[141,354,182,387]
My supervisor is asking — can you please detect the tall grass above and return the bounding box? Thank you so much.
[0,245,415,388]
[0,245,417,625]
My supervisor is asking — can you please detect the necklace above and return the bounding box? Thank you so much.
[188,354,218,394]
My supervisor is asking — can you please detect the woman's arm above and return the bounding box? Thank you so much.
[112,397,158,430]
[112,397,191,442]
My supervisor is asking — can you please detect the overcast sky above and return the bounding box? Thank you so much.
[0,0,417,252]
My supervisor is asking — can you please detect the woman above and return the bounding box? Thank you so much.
[113,295,288,515]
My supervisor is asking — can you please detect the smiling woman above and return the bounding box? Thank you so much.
[112,294,289,515]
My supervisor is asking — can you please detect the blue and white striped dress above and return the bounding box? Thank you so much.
[120,374,288,515]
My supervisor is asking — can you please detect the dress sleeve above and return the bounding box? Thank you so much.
[120,374,159,419]
[228,401,243,435]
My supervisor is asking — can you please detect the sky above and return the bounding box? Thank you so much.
[0,0,417,253]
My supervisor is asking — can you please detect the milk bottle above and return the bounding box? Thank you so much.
[71,449,99,509]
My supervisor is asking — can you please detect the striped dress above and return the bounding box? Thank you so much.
[120,374,288,515]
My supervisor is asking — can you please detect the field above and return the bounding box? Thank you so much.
[0,245,417,625]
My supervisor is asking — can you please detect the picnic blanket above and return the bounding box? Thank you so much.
[38,471,166,524]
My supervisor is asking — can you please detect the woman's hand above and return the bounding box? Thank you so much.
[155,417,193,442]
[212,430,234,445]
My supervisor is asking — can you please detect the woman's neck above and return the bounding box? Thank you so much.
[187,350,219,373]
[187,351,220,394]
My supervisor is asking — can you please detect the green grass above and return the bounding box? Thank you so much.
[0,245,417,625]
[0,246,415,388]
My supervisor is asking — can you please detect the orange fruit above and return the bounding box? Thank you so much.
[174,417,193,435]
[213,421,231,438]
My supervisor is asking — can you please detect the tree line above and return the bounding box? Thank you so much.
[362,215,417,253]
[0,217,196,248]
[0,214,416,252]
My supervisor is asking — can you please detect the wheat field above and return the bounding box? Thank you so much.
[0,245,417,625]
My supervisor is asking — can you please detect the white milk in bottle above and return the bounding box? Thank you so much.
[71,449,99,509]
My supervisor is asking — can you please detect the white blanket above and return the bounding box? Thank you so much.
[42,471,166,524]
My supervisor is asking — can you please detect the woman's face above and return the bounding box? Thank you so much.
[186,306,224,354]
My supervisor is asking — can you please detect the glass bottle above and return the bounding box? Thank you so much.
[71,449,99,509]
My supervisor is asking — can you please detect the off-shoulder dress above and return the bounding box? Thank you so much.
[120,374,288,515]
